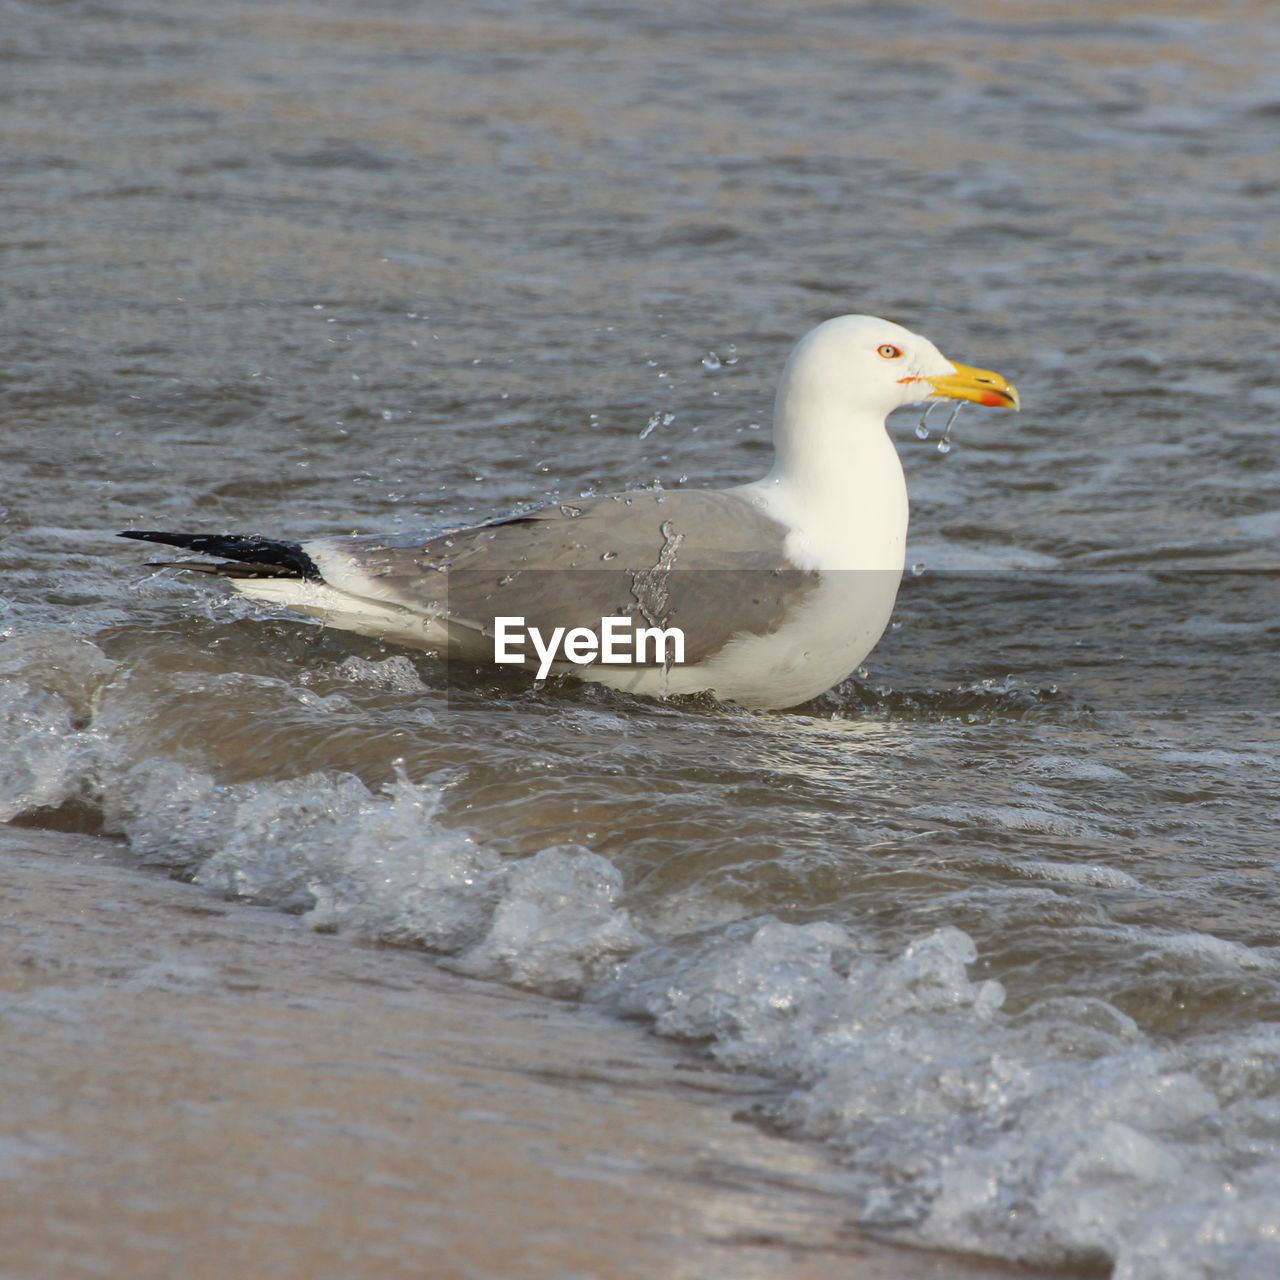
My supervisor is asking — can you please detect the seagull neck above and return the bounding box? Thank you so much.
[767,408,903,507]
[742,404,909,572]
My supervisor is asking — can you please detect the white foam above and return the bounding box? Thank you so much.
[318,653,432,695]
[920,801,1098,838]
[1146,929,1275,971]
[605,916,1280,1275]
[449,846,649,997]
[4,633,1280,1277]
[0,685,84,822]
[0,633,120,820]
[1019,860,1142,889]
[1023,754,1130,783]
[1158,747,1278,772]
[99,759,649,999]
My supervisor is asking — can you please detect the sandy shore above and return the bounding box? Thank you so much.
[1,827,1053,1280]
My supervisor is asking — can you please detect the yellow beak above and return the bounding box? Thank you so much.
[926,362,1020,411]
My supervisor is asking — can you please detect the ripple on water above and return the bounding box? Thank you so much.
[6,3,1280,1273]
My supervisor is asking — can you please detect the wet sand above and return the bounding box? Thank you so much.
[0,827,1052,1280]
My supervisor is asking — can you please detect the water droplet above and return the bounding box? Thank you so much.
[498,573,515,586]
[559,505,582,518]
[938,402,964,455]
[911,562,925,576]
[640,412,661,440]
[702,351,721,370]
[601,551,617,561]
[915,405,934,439]
[857,666,870,680]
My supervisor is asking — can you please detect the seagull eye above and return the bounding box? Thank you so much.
[878,344,904,359]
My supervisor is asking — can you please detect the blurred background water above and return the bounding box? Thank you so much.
[3,1,1279,1275]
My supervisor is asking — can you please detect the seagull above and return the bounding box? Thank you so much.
[122,315,1018,709]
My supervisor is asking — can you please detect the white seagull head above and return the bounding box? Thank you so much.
[776,314,1020,427]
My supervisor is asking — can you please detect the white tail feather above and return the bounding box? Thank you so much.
[230,578,450,650]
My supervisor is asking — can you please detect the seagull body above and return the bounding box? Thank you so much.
[123,315,1018,709]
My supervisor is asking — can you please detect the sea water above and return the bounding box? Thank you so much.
[3,2,1279,1275]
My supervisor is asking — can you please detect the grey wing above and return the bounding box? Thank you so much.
[308,490,818,666]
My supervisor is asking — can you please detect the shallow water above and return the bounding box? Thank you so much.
[3,1,1280,1276]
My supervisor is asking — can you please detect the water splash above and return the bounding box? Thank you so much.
[639,411,675,440]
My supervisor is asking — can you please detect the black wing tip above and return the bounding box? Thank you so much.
[119,530,321,580]
[119,529,185,547]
